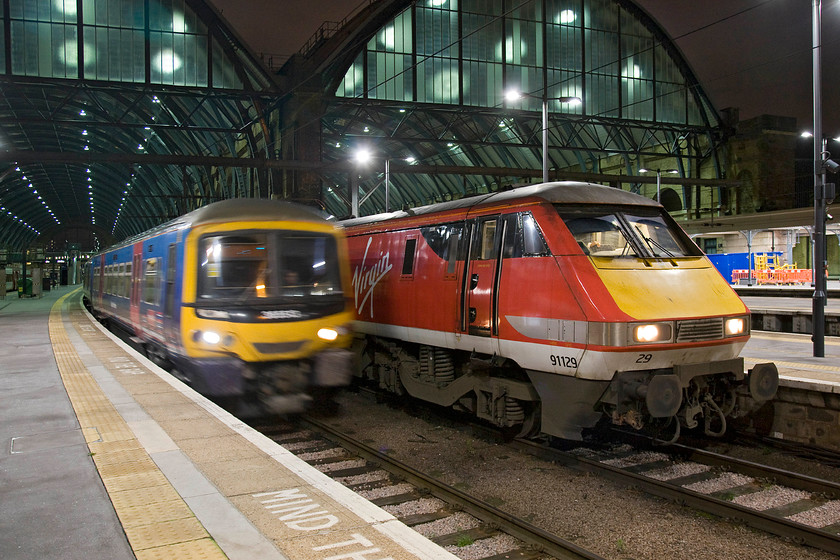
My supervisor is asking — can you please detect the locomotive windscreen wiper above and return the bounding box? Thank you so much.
[634,225,676,258]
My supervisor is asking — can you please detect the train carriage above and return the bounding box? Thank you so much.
[85,198,355,414]
[342,182,778,441]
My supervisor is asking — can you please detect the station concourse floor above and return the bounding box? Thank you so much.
[0,285,459,560]
[0,285,838,560]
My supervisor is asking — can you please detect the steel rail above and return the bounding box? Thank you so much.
[511,438,840,556]
[301,416,606,560]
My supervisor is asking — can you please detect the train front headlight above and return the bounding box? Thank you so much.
[632,322,672,343]
[317,324,352,343]
[317,328,339,341]
[725,317,748,336]
[201,331,221,345]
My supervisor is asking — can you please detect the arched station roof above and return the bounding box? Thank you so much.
[279,0,729,219]
[1,0,732,253]
[0,0,280,252]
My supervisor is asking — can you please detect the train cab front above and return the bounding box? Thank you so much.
[559,204,779,440]
[180,228,354,415]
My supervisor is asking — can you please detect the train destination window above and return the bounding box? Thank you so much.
[558,205,702,259]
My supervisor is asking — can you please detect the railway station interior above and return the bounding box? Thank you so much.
[1,1,840,559]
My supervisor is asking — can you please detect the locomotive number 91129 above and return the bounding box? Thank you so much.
[550,354,578,369]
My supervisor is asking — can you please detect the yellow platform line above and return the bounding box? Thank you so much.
[49,289,228,560]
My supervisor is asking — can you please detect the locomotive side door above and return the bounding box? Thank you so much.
[461,215,503,338]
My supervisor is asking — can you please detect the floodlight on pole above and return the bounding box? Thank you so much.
[504,89,581,183]
[353,148,417,214]
[639,167,679,203]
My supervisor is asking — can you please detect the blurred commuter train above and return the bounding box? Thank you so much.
[342,182,778,441]
[84,198,354,414]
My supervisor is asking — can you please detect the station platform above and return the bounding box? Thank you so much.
[0,285,459,560]
[1,285,838,560]
[738,280,840,337]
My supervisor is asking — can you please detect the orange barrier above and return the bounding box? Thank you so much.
[731,268,813,285]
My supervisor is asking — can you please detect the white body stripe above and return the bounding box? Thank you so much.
[355,321,747,381]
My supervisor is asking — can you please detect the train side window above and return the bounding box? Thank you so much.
[521,213,549,256]
[402,238,417,275]
[142,258,160,305]
[474,219,498,261]
[503,212,550,258]
[420,223,465,276]
[164,244,176,317]
[446,226,463,275]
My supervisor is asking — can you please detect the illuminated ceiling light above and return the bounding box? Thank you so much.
[353,147,373,165]
[84,145,89,150]
[623,64,642,79]
[558,10,577,24]
[138,144,144,150]
[55,0,76,16]
[172,11,188,33]
[154,49,182,74]
[79,109,86,116]
[378,26,396,50]
[82,129,88,135]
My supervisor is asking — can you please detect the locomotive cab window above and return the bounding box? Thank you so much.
[558,205,702,259]
[197,232,343,302]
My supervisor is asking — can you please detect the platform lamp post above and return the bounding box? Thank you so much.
[812,0,826,357]
[504,89,581,183]
[639,167,678,203]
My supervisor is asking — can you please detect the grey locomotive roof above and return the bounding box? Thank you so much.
[341,181,660,228]
[96,198,330,254]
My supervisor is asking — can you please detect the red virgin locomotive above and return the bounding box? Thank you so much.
[342,182,778,441]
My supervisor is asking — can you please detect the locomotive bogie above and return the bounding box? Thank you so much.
[342,182,778,441]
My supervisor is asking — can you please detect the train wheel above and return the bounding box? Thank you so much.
[649,416,681,445]
[516,403,541,438]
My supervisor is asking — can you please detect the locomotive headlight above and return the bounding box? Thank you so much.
[725,317,747,336]
[317,328,339,341]
[201,331,221,345]
[632,322,672,343]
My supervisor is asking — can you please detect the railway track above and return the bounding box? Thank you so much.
[329,386,840,556]
[512,434,840,556]
[259,417,607,560]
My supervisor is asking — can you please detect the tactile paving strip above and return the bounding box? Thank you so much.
[48,289,227,559]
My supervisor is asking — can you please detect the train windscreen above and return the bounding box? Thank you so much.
[557,205,702,258]
[197,232,343,301]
